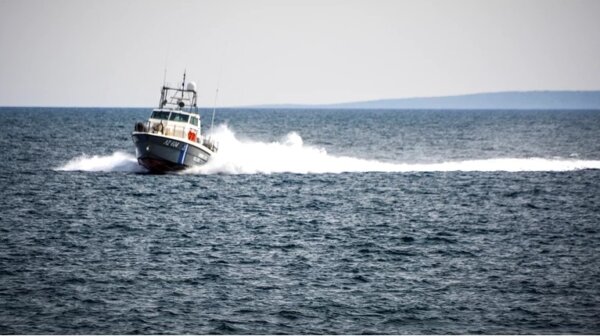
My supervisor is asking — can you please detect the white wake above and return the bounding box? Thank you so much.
[56,125,600,174]
[56,151,147,173]
[185,125,600,174]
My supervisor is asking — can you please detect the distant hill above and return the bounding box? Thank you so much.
[255,91,600,110]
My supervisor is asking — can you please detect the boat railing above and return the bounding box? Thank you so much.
[202,137,219,152]
[134,121,218,151]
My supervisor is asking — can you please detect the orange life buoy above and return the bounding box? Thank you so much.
[187,130,196,141]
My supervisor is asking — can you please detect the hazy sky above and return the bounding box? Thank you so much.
[1,0,599,107]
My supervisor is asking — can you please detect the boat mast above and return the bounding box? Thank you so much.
[211,87,219,132]
[211,60,224,133]
[181,71,186,100]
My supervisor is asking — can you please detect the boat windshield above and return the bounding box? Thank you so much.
[151,111,170,120]
[169,112,189,123]
[190,116,199,126]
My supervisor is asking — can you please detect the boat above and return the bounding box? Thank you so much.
[132,73,218,173]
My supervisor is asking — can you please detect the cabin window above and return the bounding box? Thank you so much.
[190,116,199,126]
[169,113,189,122]
[151,111,170,120]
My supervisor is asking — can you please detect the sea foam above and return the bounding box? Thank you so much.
[190,125,600,174]
[57,125,600,174]
[56,151,147,173]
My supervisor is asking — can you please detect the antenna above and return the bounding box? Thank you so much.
[162,43,170,89]
[163,45,169,86]
[159,67,168,108]
[210,87,219,132]
[211,43,228,133]
[181,69,186,100]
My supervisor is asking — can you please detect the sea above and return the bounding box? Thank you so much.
[1,107,599,334]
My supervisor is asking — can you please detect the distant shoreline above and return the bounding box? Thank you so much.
[2,91,600,110]
[250,91,600,110]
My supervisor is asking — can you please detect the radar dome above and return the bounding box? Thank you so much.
[187,81,197,92]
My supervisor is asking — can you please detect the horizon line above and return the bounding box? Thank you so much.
[1,89,600,109]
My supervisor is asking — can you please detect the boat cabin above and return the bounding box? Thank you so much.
[148,109,200,142]
[145,74,203,143]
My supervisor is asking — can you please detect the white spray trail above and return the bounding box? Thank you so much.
[56,152,147,173]
[185,124,600,174]
[187,125,399,174]
[56,125,600,174]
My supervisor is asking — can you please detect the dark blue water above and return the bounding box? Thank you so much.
[1,107,600,333]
